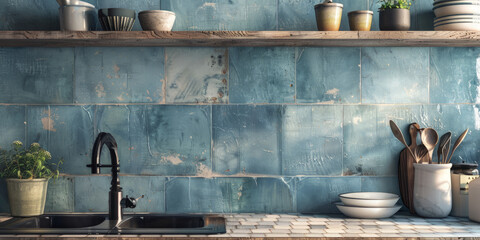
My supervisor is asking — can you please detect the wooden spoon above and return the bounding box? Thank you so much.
[437,132,451,164]
[389,120,415,159]
[421,128,438,164]
[447,128,469,163]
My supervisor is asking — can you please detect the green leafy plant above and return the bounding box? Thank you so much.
[378,0,414,10]
[0,141,62,179]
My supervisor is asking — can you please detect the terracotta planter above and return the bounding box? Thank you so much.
[314,2,343,31]
[6,178,48,217]
[379,8,411,31]
[348,10,373,31]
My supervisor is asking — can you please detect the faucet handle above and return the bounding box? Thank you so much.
[121,195,144,209]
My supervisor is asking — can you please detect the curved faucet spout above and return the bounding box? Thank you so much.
[87,132,123,221]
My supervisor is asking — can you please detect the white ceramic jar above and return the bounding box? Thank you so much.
[413,163,452,218]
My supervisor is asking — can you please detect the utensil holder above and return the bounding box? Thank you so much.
[413,163,452,218]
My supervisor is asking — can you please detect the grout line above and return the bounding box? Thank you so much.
[428,47,431,104]
[0,102,479,107]
[359,47,362,104]
[163,47,167,104]
[341,104,344,176]
[24,106,27,145]
[72,47,76,104]
[210,104,214,173]
[59,173,398,178]
[276,0,279,31]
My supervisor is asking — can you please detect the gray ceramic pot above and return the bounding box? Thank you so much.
[379,8,410,31]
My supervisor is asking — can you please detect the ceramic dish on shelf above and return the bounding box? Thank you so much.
[433,3,480,17]
[339,192,399,208]
[98,8,136,31]
[138,10,176,31]
[434,20,480,30]
[335,202,402,219]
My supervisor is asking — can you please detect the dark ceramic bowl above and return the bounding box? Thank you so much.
[98,8,136,31]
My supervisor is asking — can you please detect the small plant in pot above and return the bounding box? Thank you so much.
[0,141,61,217]
[378,0,414,30]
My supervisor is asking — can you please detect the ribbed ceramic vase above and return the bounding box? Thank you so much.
[6,178,48,217]
[413,163,452,218]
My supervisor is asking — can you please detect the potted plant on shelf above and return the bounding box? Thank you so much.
[378,0,414,30]
[0,141,61,217]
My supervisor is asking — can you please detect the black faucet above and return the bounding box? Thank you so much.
[87,132,140,222]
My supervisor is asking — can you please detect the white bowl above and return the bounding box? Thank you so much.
[335,202,402,219]
[434,21,480,30]
[138,10,176,31]
[339,192,399,207]
[433,4,480,17]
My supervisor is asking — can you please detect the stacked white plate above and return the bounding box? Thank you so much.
[335,192,402,219]
[433,0,480,30]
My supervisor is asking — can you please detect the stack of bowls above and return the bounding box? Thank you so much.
[335,192,402,219]
[98,8,136,31]
[433,0,480,30]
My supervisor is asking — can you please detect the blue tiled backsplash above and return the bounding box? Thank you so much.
[0,0,477,214]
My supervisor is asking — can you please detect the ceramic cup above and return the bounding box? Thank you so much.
[314,2,343,31]
[348,10,373,31]
[413,163,452,218]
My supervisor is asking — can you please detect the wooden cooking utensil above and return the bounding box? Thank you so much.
[437,132,451,164]
[420,128,438,164]
[447,128,469,163]
[389,120,415,159]
[398,123,419,214]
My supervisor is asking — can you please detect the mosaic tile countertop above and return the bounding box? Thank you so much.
[1,213,480,239]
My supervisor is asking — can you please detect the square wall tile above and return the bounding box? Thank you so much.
[0,0,60,30]
[0,48,73,104]
[219,177,295,213]
[94,105,211,176]
[165,177,226,213]
[75,47,164,103]
[45,176,74,213]
[229,47,295,103]
[430,48,480,104]
[96,0,160,31]
[165,48,227,103]
[361,47,429,104]
[74,176,110,212]
[120,176,166,213]
[279,0,368,31]
[343,105,423,176]
[161,0,277,30]
[282,105,343,176]
[297,177,361,213]
[213,105,282,175]
[296,47,360,103]
[423,105,480,164]
[27,106,94,175]
[0,106,25,149]
[135,105,211,176]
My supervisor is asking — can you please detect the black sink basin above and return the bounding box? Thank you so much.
[0,214,226,235]
[4,215,106,228]
[118,216,204,228]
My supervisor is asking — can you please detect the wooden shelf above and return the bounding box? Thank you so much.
[1,31,480,47]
